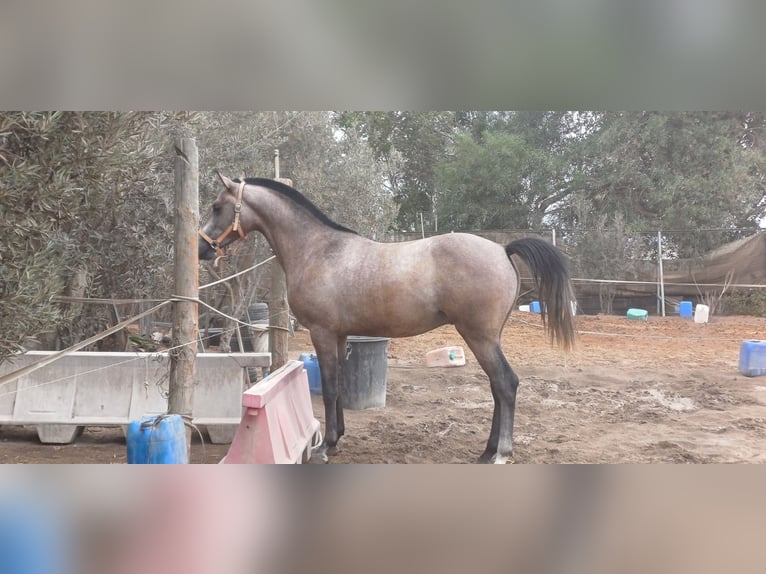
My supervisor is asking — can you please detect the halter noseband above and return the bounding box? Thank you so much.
[199,179,247,258]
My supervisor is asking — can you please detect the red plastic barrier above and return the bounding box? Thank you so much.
[223,361,320,464]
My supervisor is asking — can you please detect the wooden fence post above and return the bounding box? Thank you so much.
[169,138,199,453]
[270,149,291,371]
[657,230,666,317]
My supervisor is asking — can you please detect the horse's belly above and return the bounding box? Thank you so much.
[340,299,448,338]
[344,314,449,338]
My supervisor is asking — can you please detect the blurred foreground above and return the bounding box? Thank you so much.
[0,466,764,574]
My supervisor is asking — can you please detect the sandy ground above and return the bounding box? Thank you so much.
[2,313,766,463]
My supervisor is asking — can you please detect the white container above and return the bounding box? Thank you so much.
[518,304,531,312]
[694,304,710,324]
[425,346,466,367]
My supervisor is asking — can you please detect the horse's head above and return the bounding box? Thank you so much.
[198,173,251,260]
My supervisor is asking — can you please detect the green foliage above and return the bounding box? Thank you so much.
[336,111,457,230]
[0,111,192,360]
[433,113,577,230]
[564,111,765,257]
[722,289,766,317]
[267,112,396,239]
[0,241,66,356]
[435,131,531,229]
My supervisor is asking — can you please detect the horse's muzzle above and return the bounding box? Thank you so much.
[198,237,217,261]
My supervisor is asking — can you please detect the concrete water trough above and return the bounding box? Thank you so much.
[0,351,270,444]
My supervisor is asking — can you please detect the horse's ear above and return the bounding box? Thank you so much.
[216,171,234,189]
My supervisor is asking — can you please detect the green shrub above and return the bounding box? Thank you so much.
[722,289,766,317]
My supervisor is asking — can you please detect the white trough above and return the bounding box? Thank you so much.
[0,351,271,444]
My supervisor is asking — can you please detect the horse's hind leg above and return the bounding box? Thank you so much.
[480,387,502,463]
[479,345,519,464]
[459,331,519,464]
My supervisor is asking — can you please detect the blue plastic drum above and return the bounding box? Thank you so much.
[299,352,323,395]
[127,414,188,464]
[739,340,766,377]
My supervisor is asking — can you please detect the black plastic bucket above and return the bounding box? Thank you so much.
[343,336,389,410]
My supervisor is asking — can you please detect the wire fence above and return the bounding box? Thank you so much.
[0,254,288,395]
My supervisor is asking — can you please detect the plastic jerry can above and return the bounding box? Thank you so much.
[739,340,766,377]
[694,304,710,324]
[127,414,188,464]
[679,301,693,318]
[425,346,466,367]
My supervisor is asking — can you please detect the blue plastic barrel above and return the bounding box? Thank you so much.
[679,301,693,318]
[299,352,322,395]
[127,414,188,464]
[530,301,541,313]
[0,496,69,574]
[739,340,766,377]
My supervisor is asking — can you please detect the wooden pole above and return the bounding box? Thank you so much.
[657,231,666,317]
[169,138,199,452]
[656,255,661,315]
[269,262,289,371]
[270,149,290,371]
[275,149,281,179]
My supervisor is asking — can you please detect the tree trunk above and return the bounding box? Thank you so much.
[168,138,199,462]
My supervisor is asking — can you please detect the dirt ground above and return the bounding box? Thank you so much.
[2,313,766,463]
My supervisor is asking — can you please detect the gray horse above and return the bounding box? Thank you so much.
[199,174,575,463]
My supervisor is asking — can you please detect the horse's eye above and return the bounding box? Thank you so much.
[212,205,221,213]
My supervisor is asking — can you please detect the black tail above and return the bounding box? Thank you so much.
[506,238,576,350]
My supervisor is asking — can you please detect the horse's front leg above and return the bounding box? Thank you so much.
[309,329,344,461]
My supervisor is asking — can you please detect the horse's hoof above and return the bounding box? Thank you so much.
[493,453,514,464]
[477,454,494,464]
[326,443,341,456]
[308,448,329,464]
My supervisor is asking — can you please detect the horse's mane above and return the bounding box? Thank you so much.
[235,177,357,235]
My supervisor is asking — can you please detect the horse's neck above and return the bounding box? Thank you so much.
[251,188,343,276]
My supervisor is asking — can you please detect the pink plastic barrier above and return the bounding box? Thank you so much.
[223,361,321,464]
